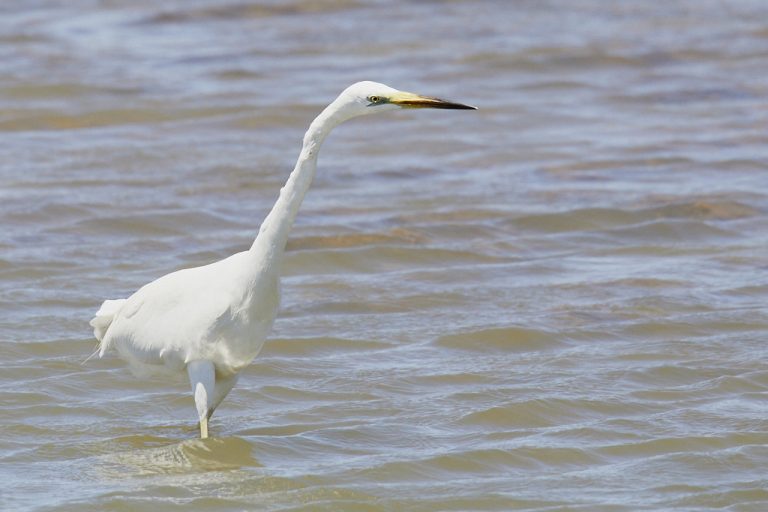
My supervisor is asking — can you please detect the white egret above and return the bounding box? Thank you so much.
[90,81,475,438]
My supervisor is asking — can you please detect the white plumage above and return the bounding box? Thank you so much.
[90,81,475,438]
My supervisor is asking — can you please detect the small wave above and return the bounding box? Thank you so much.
[542,157,694,175]
[137,0,362,25]
[509,200,757,235]
[0,83,142,100]
[393,208,506,224]
[435,326,563,353]
[478,47,736,74]
[641,200,760,221]
[71,210,238,237]
[458,397,649,430]
[511,207,640,233]
[670,487,768,509]
[357,445,600,484]
[265,336,390,357]
[287,228,426,251]
[284,246,500,275]
[0,107,241,132]
[1,203,94,224]
[607,219,736,242]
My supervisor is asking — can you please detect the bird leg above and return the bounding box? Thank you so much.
[187,360,215,439]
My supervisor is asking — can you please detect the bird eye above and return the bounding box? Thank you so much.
[368,95,381,103]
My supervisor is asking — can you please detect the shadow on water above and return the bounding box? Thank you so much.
[96,436,261,477]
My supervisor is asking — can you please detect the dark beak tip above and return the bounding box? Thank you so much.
[395,97,477,110]
[439,99,477,110]
[435,100,477,110]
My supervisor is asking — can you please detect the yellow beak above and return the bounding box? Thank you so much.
[390,91,476,110]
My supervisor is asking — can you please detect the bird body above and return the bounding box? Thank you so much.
[90,81,475,438]
[97,250,276,377]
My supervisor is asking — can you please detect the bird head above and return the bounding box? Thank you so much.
[331,81,476,121]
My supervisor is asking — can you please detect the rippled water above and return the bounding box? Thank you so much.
[2,1,768,510]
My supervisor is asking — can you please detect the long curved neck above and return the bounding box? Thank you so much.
[250,102,346,262]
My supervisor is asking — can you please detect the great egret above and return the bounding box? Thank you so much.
[90,81,475,438]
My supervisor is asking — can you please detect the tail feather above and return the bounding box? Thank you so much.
[87,298,126,360]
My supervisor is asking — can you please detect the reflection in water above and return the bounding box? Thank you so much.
[98,437,261,477]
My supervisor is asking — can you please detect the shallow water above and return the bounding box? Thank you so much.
[2,1,768,510]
